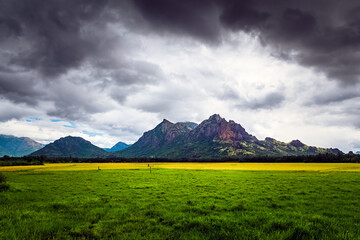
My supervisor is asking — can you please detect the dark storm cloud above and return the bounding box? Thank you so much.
[100,60,165,86]
[0,0,112,77]
[0,0,167,120]
[219,0,270,31]
[131,0,360,84]
[132,0,220,43]
[0,0,164,81]
[237,92,285,110]
[2,0,359,85]
[0,102,34,121]
[0,17,22,39]
[0,72,42,105]
[1,0,360,123]
[311,90,360,105]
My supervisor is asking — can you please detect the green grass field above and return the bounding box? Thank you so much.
[1,164,360,239]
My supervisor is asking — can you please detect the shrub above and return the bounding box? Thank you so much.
[0,172,9,192]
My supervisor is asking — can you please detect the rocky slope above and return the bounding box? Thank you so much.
[117,114,341,159]
[117,120,197,158]
[0,135,44,157]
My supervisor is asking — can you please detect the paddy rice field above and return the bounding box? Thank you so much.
[1,163,360,239]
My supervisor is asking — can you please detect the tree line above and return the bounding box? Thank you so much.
[0,155,46,166]
[0,153,359,166]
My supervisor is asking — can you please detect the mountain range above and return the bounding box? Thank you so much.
[1,114,343,159]
[116,114,341,159]
[0,135,44,157]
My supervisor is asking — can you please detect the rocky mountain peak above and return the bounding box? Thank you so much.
[189,114,256,142]
[156,119,174,133]
[208,114,224,123]
[128,119,193,151]
[290,139,305,148]
[164,122,192,142]
[161,119,172,124]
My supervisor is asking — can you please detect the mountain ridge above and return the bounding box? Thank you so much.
[14,114,343,159]
[116,114,341,159]
[30,136,107,158]
[0,134,44,157]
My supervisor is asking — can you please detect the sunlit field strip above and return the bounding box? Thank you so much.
[1,162,360,172]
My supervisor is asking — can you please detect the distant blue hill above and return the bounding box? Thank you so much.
[103,141,131,152]
[0,134,44,157]
[356,151,360,155]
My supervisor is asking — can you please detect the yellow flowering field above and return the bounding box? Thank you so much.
[1,162,360,172]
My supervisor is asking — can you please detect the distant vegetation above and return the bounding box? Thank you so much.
[1,152,358,165]
[237,153,360,163]
[0,155,45,166]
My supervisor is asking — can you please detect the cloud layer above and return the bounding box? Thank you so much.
[0,0,359,151]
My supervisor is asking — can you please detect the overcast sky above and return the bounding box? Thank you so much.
[0,0,360,152]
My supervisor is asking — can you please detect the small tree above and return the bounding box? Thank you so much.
[0,172,9,192]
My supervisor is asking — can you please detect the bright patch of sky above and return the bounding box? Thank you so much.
[50,119,76,128]
[82,130,103,137]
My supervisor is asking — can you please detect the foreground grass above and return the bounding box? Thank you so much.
[0,167,360,239]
